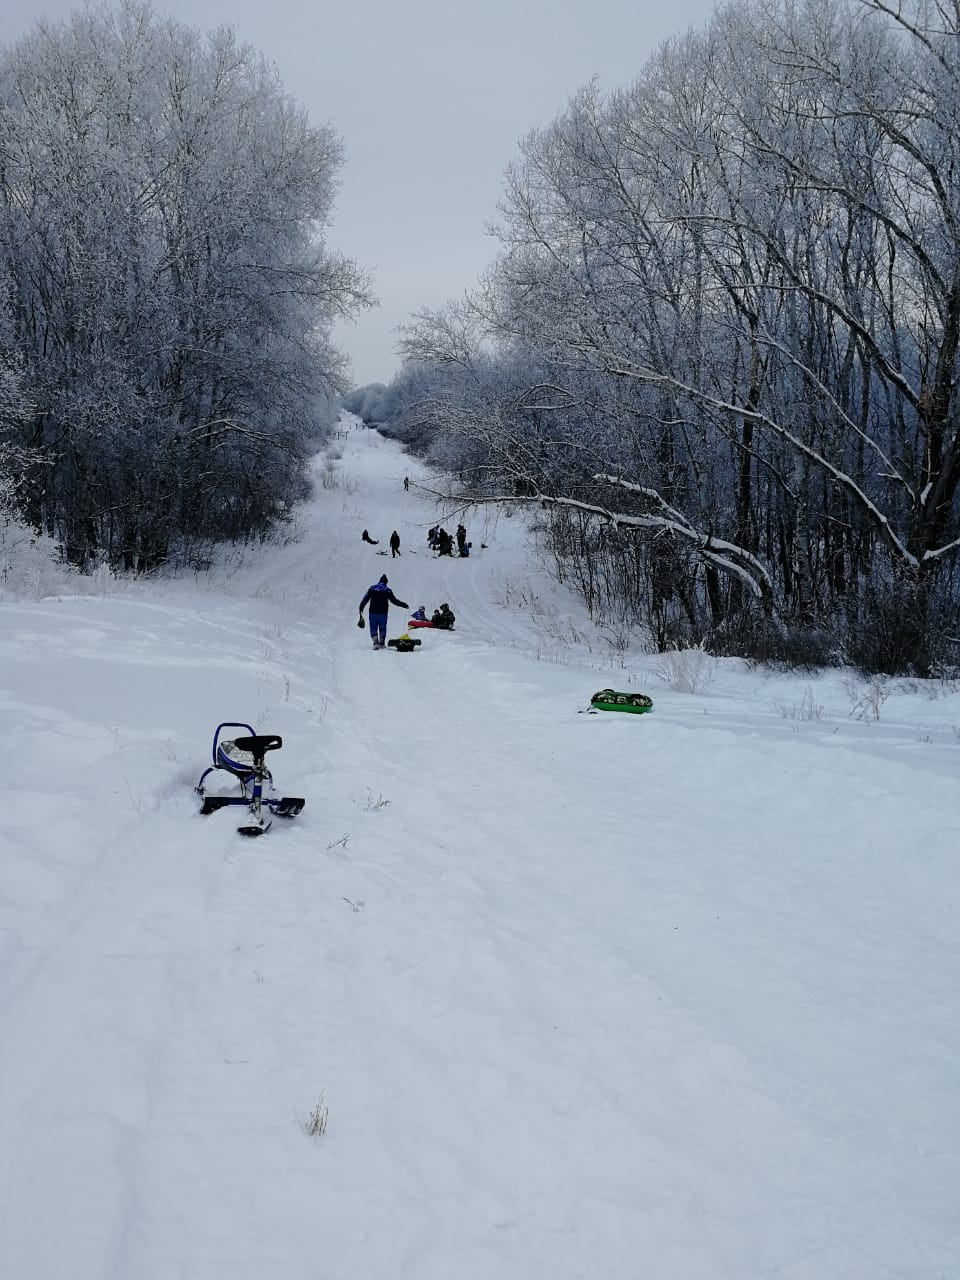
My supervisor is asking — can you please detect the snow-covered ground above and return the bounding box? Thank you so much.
[0,416,957,1280]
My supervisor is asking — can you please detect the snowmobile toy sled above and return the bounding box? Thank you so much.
[388,633,421,651]
[196,721,305,836]
[589,689,653,714]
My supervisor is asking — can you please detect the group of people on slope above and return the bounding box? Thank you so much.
[364,522,471,561]
[362,528,402,557]
[410,603,456,629]
[427,523,470,557]
[358,500,464,647]
[358,575,456,649]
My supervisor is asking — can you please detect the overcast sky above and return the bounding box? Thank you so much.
[0,0,715,387]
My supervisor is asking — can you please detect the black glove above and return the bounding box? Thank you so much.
[357,615,364,629]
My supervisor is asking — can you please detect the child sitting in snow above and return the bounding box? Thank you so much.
[431,603,456,630]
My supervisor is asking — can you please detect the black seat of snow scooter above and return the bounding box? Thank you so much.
[232,734,282,760]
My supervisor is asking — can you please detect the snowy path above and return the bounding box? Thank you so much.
[0,419,957,1279]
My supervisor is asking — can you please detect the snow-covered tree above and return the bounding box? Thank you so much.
[0,1,372,569]
[391,0,960,671]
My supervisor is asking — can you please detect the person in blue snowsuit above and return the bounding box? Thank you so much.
[359,574,409,649]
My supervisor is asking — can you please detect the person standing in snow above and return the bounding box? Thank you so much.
[436,528,454,557]
[389,530,401,557]
[359,574,408,649]
[403,476,410,491]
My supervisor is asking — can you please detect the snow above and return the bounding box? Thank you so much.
[0,415,957,1279]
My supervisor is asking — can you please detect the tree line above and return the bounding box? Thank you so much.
[0,1,370,571]
[374,0,960,674]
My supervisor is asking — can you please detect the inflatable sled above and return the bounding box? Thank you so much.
[408,618,434,629]
[589,689,653,715]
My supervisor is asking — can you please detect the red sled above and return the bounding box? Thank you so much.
[408,618,434,628]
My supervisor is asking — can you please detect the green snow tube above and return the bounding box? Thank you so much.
[590,689,653,714]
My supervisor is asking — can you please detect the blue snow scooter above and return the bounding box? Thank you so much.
[196,721,305,837]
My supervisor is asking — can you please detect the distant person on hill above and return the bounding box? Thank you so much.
[362,529,378,545]
[403,476,410,491]
[428,526,439,550]
[389,530,401,558]
[456,523,467,555]
[359,574,409,649]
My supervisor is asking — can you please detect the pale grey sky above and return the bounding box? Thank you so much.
[0,0,715,386]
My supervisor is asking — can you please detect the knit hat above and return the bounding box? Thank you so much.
[380,574,388,584]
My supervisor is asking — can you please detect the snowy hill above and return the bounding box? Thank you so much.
[1,416,957,1279]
